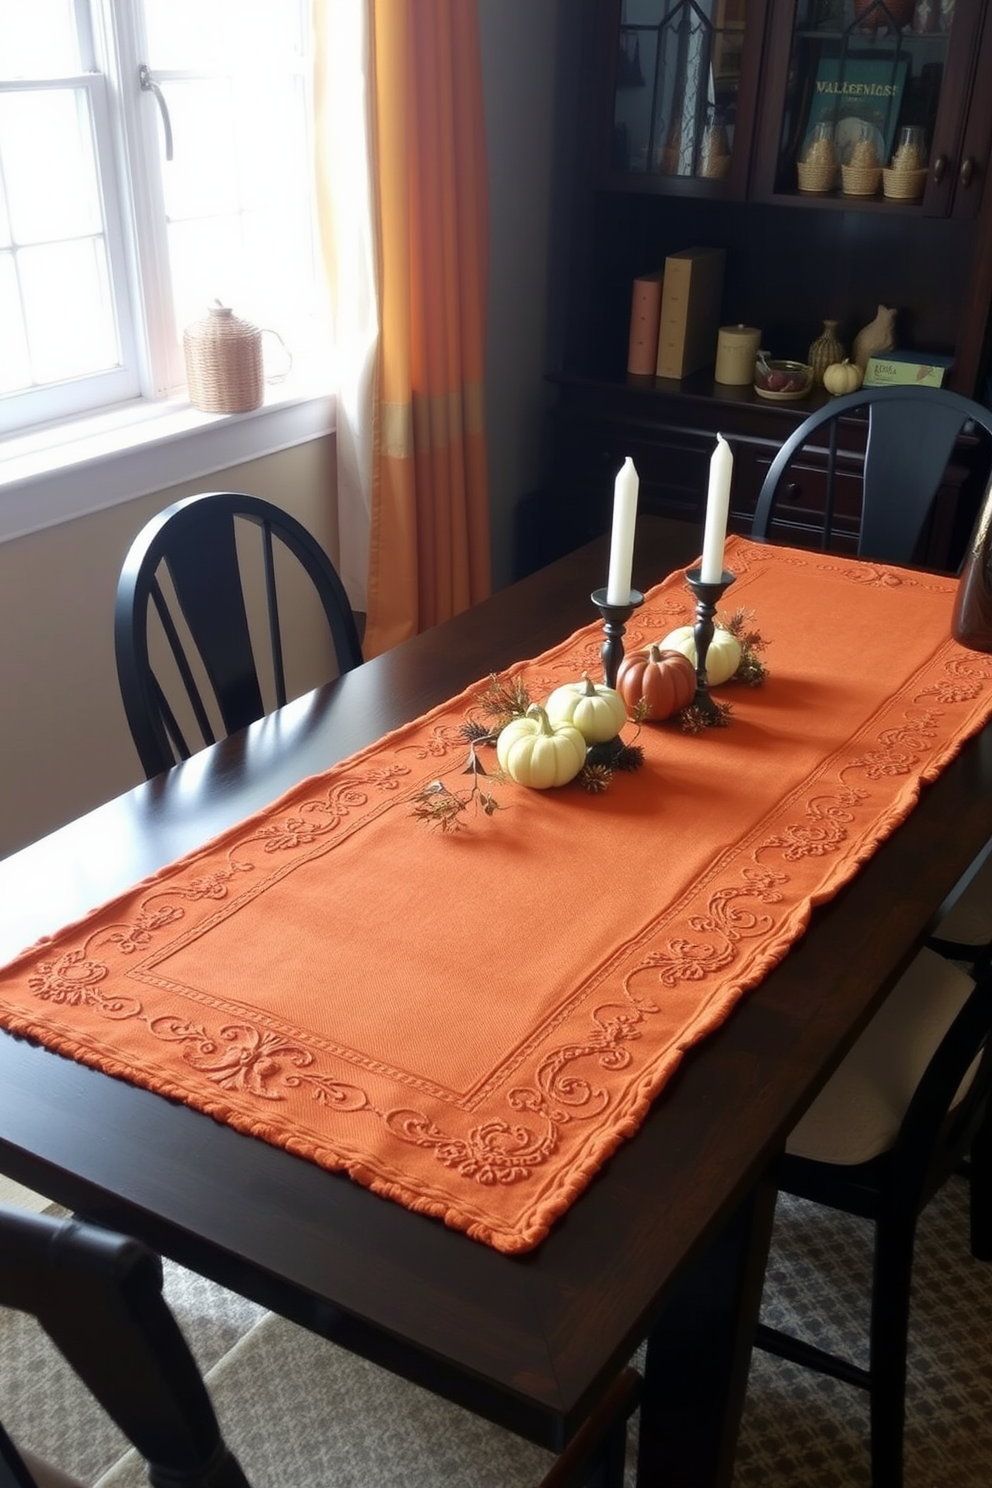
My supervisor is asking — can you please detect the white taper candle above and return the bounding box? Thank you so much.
[700,434,733,584]
[606,456,639,605]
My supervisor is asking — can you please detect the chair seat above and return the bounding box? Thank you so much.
[2,1205,640,1488]
[786,949,977,1166]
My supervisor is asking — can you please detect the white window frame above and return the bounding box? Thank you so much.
[0,0,335,544]
[0,44,145,424]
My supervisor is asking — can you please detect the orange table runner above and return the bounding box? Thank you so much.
[2,537,991,1253]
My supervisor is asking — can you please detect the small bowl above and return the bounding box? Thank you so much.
[754,359,814,402]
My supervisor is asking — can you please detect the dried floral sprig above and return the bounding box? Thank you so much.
[460,718,498,746]
[612,742,645,772]
[411,745,505,830]
[473,673,532,732]
[410,781,469,831]
[585,715,645,776]
[677,699,733,734]
[721,608,769,686]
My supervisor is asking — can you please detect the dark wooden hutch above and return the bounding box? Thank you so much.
[542,0,992,571]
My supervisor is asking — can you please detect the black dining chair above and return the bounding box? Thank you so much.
[927,850,992,981]
[0,1203,251,1488]
[750,384,992,568]
[749,391,992,1484]
[114,491,364,779]
[1,1200,641,1488]
[752,386,992,980]
[752,950,992,1488]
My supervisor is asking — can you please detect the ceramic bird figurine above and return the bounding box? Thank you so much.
[852,305,897,371]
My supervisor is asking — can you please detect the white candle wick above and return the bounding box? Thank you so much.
[700,434,733,584]
[606,456,639,605]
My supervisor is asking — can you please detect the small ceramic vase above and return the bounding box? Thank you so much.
[852,305,897,371]
[808,319,846,386]
[951,482,992,653]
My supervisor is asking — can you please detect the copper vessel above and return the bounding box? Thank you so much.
[951,480,992,653]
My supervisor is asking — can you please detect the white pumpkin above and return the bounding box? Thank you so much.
[496,705,587,789]
[657,624,742,686]
[822,359,863,397]
[544,674,627,743]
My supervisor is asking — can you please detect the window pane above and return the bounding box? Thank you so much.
[0,252,31,393]
[0,89,103,243]
[0,0,80,76]
[161,77,309,218]
[144,0,304,70]
[159,67,319,357]
[241,208,317,328]
[19,240,119,383]
[161,80,240,220]
[167,217,244,331]
[233,78,310,211]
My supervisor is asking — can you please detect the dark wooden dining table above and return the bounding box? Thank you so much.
[1,515,991,1488]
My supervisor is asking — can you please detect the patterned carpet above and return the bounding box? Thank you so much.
[1,1174,990,1487]
[736,1175,992,1487]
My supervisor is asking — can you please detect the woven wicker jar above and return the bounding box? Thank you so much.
[808,319,846,387]
[183,303,264,414]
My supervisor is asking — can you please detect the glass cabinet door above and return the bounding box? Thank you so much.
[758,0,984,213]
[609,1,758,190]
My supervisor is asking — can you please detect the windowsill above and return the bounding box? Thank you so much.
[0,371,336,545]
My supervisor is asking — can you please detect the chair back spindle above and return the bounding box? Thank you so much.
[752,386,992,568]
[115,492,363,779]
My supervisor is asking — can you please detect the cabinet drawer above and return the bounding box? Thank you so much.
[750,451,862,555]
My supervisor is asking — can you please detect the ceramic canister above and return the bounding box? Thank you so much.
[714,324,762,386]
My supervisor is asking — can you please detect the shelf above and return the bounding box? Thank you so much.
[762,187,927,211]
[795,27,952,44]
[548,369,837,439]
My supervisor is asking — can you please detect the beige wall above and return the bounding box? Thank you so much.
[0,437,337,860]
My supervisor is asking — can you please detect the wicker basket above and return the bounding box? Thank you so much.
[184,303,264,414]
[841,163,882,197]
[797,159,836,194]
[882,167,928,201]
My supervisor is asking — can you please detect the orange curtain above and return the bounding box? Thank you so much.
[363,0,492,657]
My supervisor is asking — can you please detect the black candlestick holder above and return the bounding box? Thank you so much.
[590,587,644,690]
[588,587,644,767]
[685,567,736,723]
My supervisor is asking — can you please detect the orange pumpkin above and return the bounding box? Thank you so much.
[616,645,697,721]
